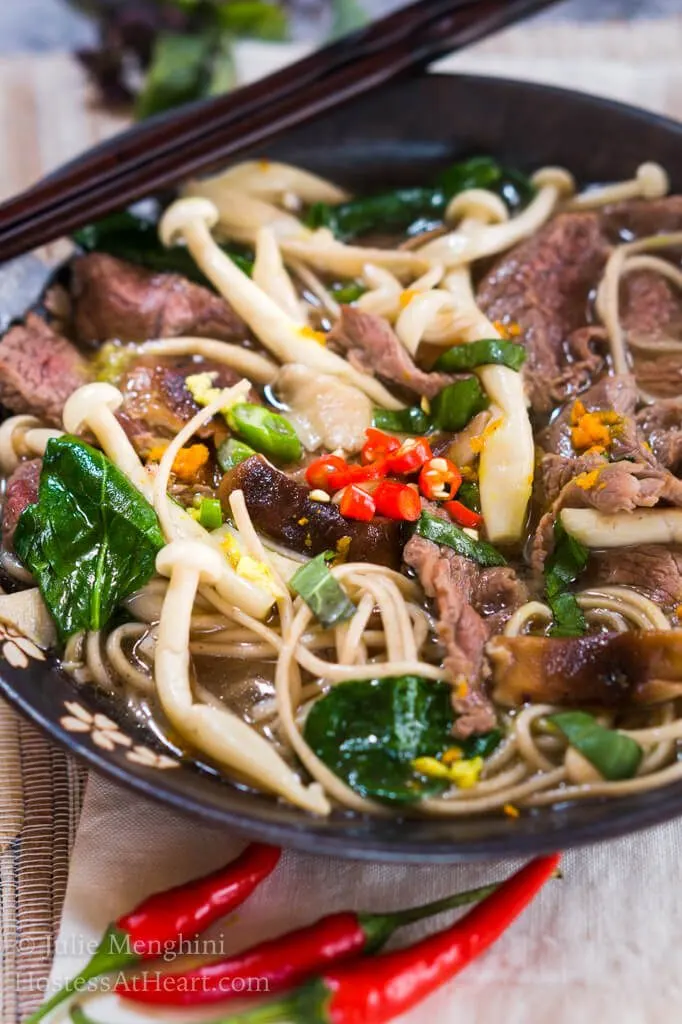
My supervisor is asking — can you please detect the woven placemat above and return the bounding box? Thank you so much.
[0,16,680,1021]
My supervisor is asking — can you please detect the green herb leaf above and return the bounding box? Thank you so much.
[14,437,165,641]
[437,156,535,211]
[306,189,444,243]
[74,209,254,284]
[216,1,289,41]
[217,438,257,473]
[544,521,589,637]
[416,511,507,567]
[226,403,302,463]
[290,553,355,628]
[304,676,456,803]
[372,406,431,435]
[135,32,214,120]
[329,0,368,40]
[549,711,643,780]
[434,339,526,373]
[431,378,489,432]
[456,480,481,514]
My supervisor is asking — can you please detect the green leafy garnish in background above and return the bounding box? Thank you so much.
[329,0,369,40]
[549,711,643,780]
[15,437,165,641]
[304,675,498,804]
[544,520,589,637]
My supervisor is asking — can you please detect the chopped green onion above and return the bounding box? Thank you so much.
[434,339,526,373]
[290,553,356,627]
[226,404,302,463]
[549,711,643,781]
[544,521,589,637]
[416,511,506,567]
[372,406,431,435]
[198,497,223,531]
[431,378,489,432]
[217,438,257,473]
[456,480,481,514]
[330,280,367,304]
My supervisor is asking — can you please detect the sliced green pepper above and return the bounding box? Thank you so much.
[217,438,257,473]
[372,406,431,435]
[227,404,302,463]
[198,497,223,531]
[434,339,526,373]
[431,379,489,432]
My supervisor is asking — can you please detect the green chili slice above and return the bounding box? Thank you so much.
[372,406,431,435]
[226,404,302,464]
[198,497,223,531]
[217,438,257,473]
[434,339,526,373]
[431,379,489,432]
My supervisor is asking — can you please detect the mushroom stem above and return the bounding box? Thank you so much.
[62,383,152,499]
[159,198,404,409]
[155,542,329,814]
[560,507,682,548]
[566,161,669,211]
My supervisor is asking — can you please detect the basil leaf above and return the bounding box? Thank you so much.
[431,378,489,432]
[304,676,456,803]
[550,711,643,780]
[74,209,254,284]
[372,406,431,435]
[545,521,589,637]
[15,437,165,641]
[290,553,355,628]
[434,339,526,373]
[135,32,214,120]
[306,189,444,242]
[437,157,535,212]
[416,512,507,567]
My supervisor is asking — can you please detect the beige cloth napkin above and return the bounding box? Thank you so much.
[3,15,682,1022]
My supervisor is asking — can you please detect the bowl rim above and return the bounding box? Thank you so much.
[3,69,682,862]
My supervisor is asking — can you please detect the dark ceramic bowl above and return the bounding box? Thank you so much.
[2,73,682,862]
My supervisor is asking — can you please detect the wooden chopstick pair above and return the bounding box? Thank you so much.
[0,0,561,262]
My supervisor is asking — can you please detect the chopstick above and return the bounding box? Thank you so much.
[0,0,561,262]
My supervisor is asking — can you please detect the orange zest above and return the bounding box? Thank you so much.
[569,401,622,453]
[147,443,210,482]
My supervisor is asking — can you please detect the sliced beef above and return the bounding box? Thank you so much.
[403,533,528,737]
[218,455,404,569]
[116,354,252,454]
[2,459,40,549]
[477,212,609,413]
[0,314,90,427]
[537,451,607,506]
[488,630,682,708]
[620,269,682,399]
[538,373,653,464]
[587,545,682,609]
[636,400,682,473]
[72,254,248,345]
[600,196,682,243]
[328,306,456,399]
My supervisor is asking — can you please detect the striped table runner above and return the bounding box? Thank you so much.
[0,15,681,1020]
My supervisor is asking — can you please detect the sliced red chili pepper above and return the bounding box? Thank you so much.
[361,428,400,465]
[373,480,421,522]
[306,454,349,491]
[26,845,280,1024]
[115,879,503,1006]
[339,484,376,521]
[418,457,462,502]
[444,499,484,529]
[387,437,433,475]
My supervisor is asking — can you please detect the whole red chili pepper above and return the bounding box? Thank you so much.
[115,877,503,1006]
[170,854,557,1024]
[26,843,280,1024]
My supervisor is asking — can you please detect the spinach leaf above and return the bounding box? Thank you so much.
[74,209,254,284]
[434,339,526,373]
[304,676,456,803]
[14,437,165,641]
[290,553,356,628]
[217,2,289,41]
[544,520,589,637]
[550,711,642,780]
[416,511,507,568]
[136,32,216,120]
